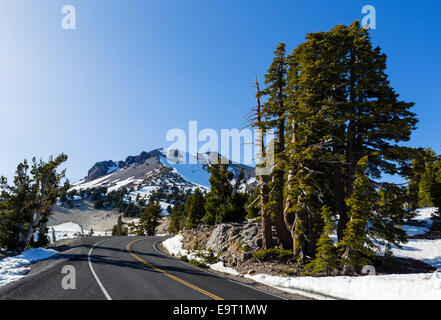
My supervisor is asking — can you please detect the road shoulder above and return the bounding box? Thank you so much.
[0,237,102,299]
[154,239,311,300]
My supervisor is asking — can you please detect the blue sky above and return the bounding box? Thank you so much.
[0,0,440,183]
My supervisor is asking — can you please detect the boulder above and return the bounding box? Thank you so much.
[206,224,232,253]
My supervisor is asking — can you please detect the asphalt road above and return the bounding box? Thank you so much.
[0,236,292,300]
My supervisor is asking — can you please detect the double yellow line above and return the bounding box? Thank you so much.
[126,238,223,300]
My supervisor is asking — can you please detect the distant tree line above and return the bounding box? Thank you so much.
[406,148,441,227]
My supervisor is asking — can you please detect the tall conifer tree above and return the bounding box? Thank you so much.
[261,43,293,249]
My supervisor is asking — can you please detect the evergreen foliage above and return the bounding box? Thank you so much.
[339,159,376,272]
[185,188,205,229]
[260,43,293,250]
[240,21,420,275]
[168,202,186,234]
[0,154,68,252]
[112,215,128,236]
[304,206,339,275]
[203,156,247,224]
[138,203,163,236]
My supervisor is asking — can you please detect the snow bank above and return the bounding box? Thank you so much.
[246,272,441,300]
[162,235,205,262]
[209,261,240,276]
[0,248,57,287]
[163,234,187,257]
[246,208,441,300]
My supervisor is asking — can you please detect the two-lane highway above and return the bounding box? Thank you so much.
[0,236,292,300]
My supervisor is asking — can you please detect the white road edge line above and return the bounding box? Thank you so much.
[152,237,288,301]
[88,239,112,301]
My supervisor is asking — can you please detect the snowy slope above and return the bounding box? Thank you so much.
[67,148,255,218]
[159,148,211,188]
[71,148,254,194]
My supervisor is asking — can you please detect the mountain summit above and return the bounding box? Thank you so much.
[71,149,255,194]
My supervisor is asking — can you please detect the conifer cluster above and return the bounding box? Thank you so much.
[249,21,420,274]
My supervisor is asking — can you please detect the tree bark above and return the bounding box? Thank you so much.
[22,176,49,250]
[338,48,356,242]
[335,163,348,241]
[255,78,272,249]
[274,118,293,249]
[284,118,297,252]
[293,208,306,259]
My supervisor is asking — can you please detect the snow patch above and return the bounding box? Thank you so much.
[163,234,187,257]
[48,222,109,241]
[246,272,441,300]
[0,248,57,287]
[159,149,211,188]
[390,239,441,268]
[209,261,240,276]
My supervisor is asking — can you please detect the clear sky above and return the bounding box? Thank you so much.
[0,0,440,183]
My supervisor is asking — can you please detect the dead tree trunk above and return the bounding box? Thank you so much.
[255,78,272,249]
[284,118,297,253]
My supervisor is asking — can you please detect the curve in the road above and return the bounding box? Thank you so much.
[126,238,223,300]
[88,239,113,300]
[0,236,294,300]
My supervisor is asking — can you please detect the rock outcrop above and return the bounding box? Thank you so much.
[86,160,123,182]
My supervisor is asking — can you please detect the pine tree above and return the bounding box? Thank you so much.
[428,154,441,230]
[279,21,417,270]
[245,187,261,219]
[338,22,417,240]
[372,184,409,246]
[0,154,68,252]
[404,149,427,211]
[339,158,375,273]
[203,155,247,224]
[168,202,185,234]
[260,43,293,249]
[139,203,163,236]
[185,188,205,229]
[247,77,272,249]
[418,148,440,207]
[112,215,128,236]
[304,206,339,275]
[284,34,346,259]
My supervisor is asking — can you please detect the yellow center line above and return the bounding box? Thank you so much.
[126,238,224,301]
